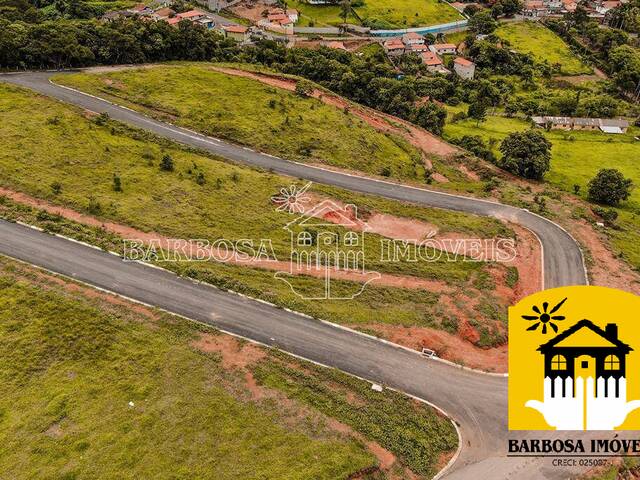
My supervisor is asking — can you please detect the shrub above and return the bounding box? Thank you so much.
[588,168,633,206]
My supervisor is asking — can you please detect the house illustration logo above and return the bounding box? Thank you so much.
[273,197,380,300]
[509,286,640,430]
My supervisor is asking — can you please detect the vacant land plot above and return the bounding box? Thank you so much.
[0,258,456,478]
[288,0,461,28]
[496,22,592,75]
[443,114,640,269]
[0,83,515,353]
[55,65,426,181]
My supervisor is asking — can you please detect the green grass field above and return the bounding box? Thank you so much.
[283,0,461,28]
[0,83,511,344]
[0,258,456,478]
[495,22,592,75]
[55,64,426,181]
[443,113,640,269]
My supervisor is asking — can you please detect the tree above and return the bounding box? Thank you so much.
[160,154,174,171]
[467,101,487,126]
[498,130,552,180]
[410,102,446,135]
[339,0,351,31]
[113,173,122,192]
[295,79,314,97]
[469,11,498,35]
[588,168,634,205]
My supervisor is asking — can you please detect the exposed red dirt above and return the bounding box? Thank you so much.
[192,333,266,369]
[363,323,508,373]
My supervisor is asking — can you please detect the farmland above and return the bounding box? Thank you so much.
[0,257,457,479]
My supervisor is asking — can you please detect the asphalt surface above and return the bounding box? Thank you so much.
[0,71,592,478]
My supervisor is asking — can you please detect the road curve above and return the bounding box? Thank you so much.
[0,220,590,479]
[0,71,591,479]
[0,71,587,289]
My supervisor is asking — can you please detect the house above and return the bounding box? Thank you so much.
[428,43,457,55]
[595,0,621,13]
[128,3,152,14]
[401,32,425,46]
[177,9,206,21]
[537,319,631,395]
[562,0,578,11]
[383,38,405,56]
[197,17,215,29]
[521,0,548,17]
[453,57,475,79]
[286,9,299,23]
[166,16,182,25]
[421,52,449,74]
[531,116,629,134]
[223,24,250,42]
[408,44,430,53]
[151,7,175,20]
[268,13,289,22]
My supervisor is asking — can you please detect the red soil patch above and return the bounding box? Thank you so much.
[363,323,508,373]
[192,333,266,369]
[209,66,459,167]
[0,187,454,293]
[571,219,640,294]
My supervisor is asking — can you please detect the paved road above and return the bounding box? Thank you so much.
[0,72,591,478]
[0,220,595,479]
[1,71,587,290]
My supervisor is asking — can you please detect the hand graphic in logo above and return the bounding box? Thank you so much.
[526,376,640,430]
[525,377,584,430]
[585,377,640,430]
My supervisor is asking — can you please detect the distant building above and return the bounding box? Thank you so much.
[383,37,405,56]
[177,9,207,21]
[453,57,475,79]
[408,44,430,53]
[151,7,175,19]
[521,0,548,17]
[531,116,630,134]
[401,32,425,46]
[223,24,250,42]
[421,52,449,74]
[428,43,457,55]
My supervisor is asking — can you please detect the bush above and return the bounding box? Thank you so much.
[160,154,174,172]
[295,79,314,97]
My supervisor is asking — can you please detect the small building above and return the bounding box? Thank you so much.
[531,116,630,134]
[383,38,405,56]
[408,44,430,53]
[223,24,250,42]
[562,0,578,12]
[522,0,548,17]
[166,16,182,26]
[402,32,425,46]
[128,3,152,14]
[286,9,299,23]
[453,57,475,79]
[151,7,175,20]
[595,0,620,13]
[177,9,207,20]
[428,43,457,55]
[421,52,449,74]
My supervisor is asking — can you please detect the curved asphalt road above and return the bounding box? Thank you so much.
[1,71,587,289]
[0,72,590,479]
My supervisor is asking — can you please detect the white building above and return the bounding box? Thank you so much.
[428,43,457,55]
[453,57,475,79]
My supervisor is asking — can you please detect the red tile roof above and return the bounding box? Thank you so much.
[224,25,248,33]
[177,9,204,18]
[432,43,457,49]
[421,52,443,66]
[454,56,474,67]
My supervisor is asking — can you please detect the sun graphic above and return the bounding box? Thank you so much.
[522,297,567,334]
[271,182,312,214]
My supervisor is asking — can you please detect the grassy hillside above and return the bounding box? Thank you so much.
[443,114,640,269]
[496,22,592,75]
[0,83,512,346]
[288,0,461,28]
[0,258,457,478]
[55,64,426,181]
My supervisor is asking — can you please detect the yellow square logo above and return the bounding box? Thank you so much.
[509,286,640,430]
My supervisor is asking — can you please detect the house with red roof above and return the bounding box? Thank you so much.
[383,37,405,56]
[453,57,475,79]
[401,32,425,46]
[428,43,457,55]
[223,24,250,42]
[421,52,449,74]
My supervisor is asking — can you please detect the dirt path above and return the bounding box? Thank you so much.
[209,67,460,170]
